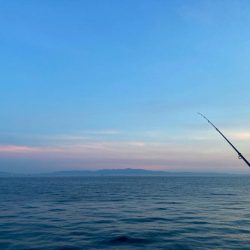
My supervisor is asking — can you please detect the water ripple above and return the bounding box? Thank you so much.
[1,176,250,249]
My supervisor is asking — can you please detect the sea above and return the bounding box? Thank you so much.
[1,176,250,250]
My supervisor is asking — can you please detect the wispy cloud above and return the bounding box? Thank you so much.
[82,130,120,135]
[227,131,250,140]
[0,145,63,154]
[0,145,39,153]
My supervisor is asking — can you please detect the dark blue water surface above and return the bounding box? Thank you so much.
[1,176,250,250]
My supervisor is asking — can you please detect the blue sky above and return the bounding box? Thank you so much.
[1,0,250,173]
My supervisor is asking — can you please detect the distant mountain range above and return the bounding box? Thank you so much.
[0,168,236,177]
[41,169,169,176]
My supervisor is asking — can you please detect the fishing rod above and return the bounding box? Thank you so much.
[198,112,250,168]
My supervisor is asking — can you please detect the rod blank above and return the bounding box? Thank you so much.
[198,113,250,168]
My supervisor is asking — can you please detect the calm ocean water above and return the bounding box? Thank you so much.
[1,176,250,250]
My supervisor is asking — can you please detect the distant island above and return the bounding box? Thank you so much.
[0,168,237,177]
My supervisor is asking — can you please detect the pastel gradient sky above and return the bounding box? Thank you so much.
[1,1,250,173]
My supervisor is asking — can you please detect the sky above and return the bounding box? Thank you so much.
[1,0,250,173]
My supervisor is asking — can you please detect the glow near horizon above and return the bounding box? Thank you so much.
[1,1,250,173]
[1,128,250,173]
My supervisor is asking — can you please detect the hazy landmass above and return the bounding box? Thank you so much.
[0,168,240,177]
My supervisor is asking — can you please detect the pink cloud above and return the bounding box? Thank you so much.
[0,145,40,153]
[228,131,250,140]
[0,145,63,154]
